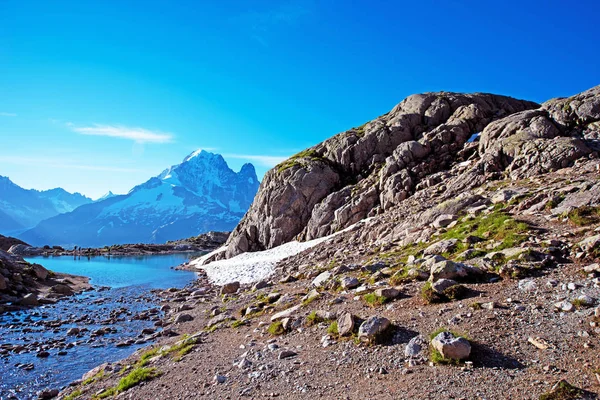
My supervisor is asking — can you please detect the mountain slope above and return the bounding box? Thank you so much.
[0,176,93,234]
[20,151,259,247]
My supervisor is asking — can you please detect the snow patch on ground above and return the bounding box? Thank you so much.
[192,218,372,285]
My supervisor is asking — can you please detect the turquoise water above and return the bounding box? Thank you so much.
[25,253,201,288]
[0,253,201,399]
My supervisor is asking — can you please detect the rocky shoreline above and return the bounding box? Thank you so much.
[6,231,230,258]
[0,250,92,314]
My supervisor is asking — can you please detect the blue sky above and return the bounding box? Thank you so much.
[0,0,598,198]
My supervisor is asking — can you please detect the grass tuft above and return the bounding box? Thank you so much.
[327,321,339,336]
[268,321,285,335]
[306,310,325,326]
[539,380,584,400]
[442,284,468,301]
[440,209,529,252]
[564,206,600,226]
[115,367,161,393]
[63,389,83,400]
[420,281,445,304]
[231,319,246,328]
[362,293,387,307]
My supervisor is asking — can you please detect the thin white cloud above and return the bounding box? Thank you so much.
[224,153,289,167]
[0,112,17,117]
[0,155,146,173]
[71,124,173,144]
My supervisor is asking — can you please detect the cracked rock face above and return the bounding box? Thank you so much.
[216,86,600,261]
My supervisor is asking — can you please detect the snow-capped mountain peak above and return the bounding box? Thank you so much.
[96,191,116,202]
[20,151,260,247]
[0,176,93,234]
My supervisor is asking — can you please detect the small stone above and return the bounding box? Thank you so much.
[67,328,80,335]
[312,271,332,287]
[431,279,458,294]
[583,264,600,273]
[206,313,231,327]
[432,214,457,229]
[37,388,59,399]
[340,276,359,289]
[174,313,194,324]
[221,281,240,295]
[405,335,426,358]
[270,304,301,322]
[267,292,281,303]
[213,375,227,384]
[279,275,297,284]
[278,350,297,359]
[358,316,391,343]
[424,240,458,256]
[19,293,39,306]
[528,336,550,350]
[252,280,269,291]
[237,358,252,369]
[374,287,400,299]
[336,312,355,337]
[431,331,471,360]
[518,279,537,292]
[554,301,574,312]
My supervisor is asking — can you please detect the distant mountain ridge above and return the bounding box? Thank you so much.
[20,150,259,247]
[0,176,93,234]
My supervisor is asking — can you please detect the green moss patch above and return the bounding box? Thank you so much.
[268,321,286,335]
[440,209,529,252]
[362,293,387,307]
[564,206,600,226]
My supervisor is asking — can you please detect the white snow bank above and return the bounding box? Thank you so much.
[191,218,372,285]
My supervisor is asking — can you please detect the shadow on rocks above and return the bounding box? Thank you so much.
[469,342,525,370]
[379,325,420,347]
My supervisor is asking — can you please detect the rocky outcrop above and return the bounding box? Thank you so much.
[477,85,600,179]
[0,234,28,252]
[211,86,600,261]
[0,250,90,312]
[213,92,539,260]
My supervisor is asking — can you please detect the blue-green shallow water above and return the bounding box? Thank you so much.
[25,253,201,289]
[0,253,200,399]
